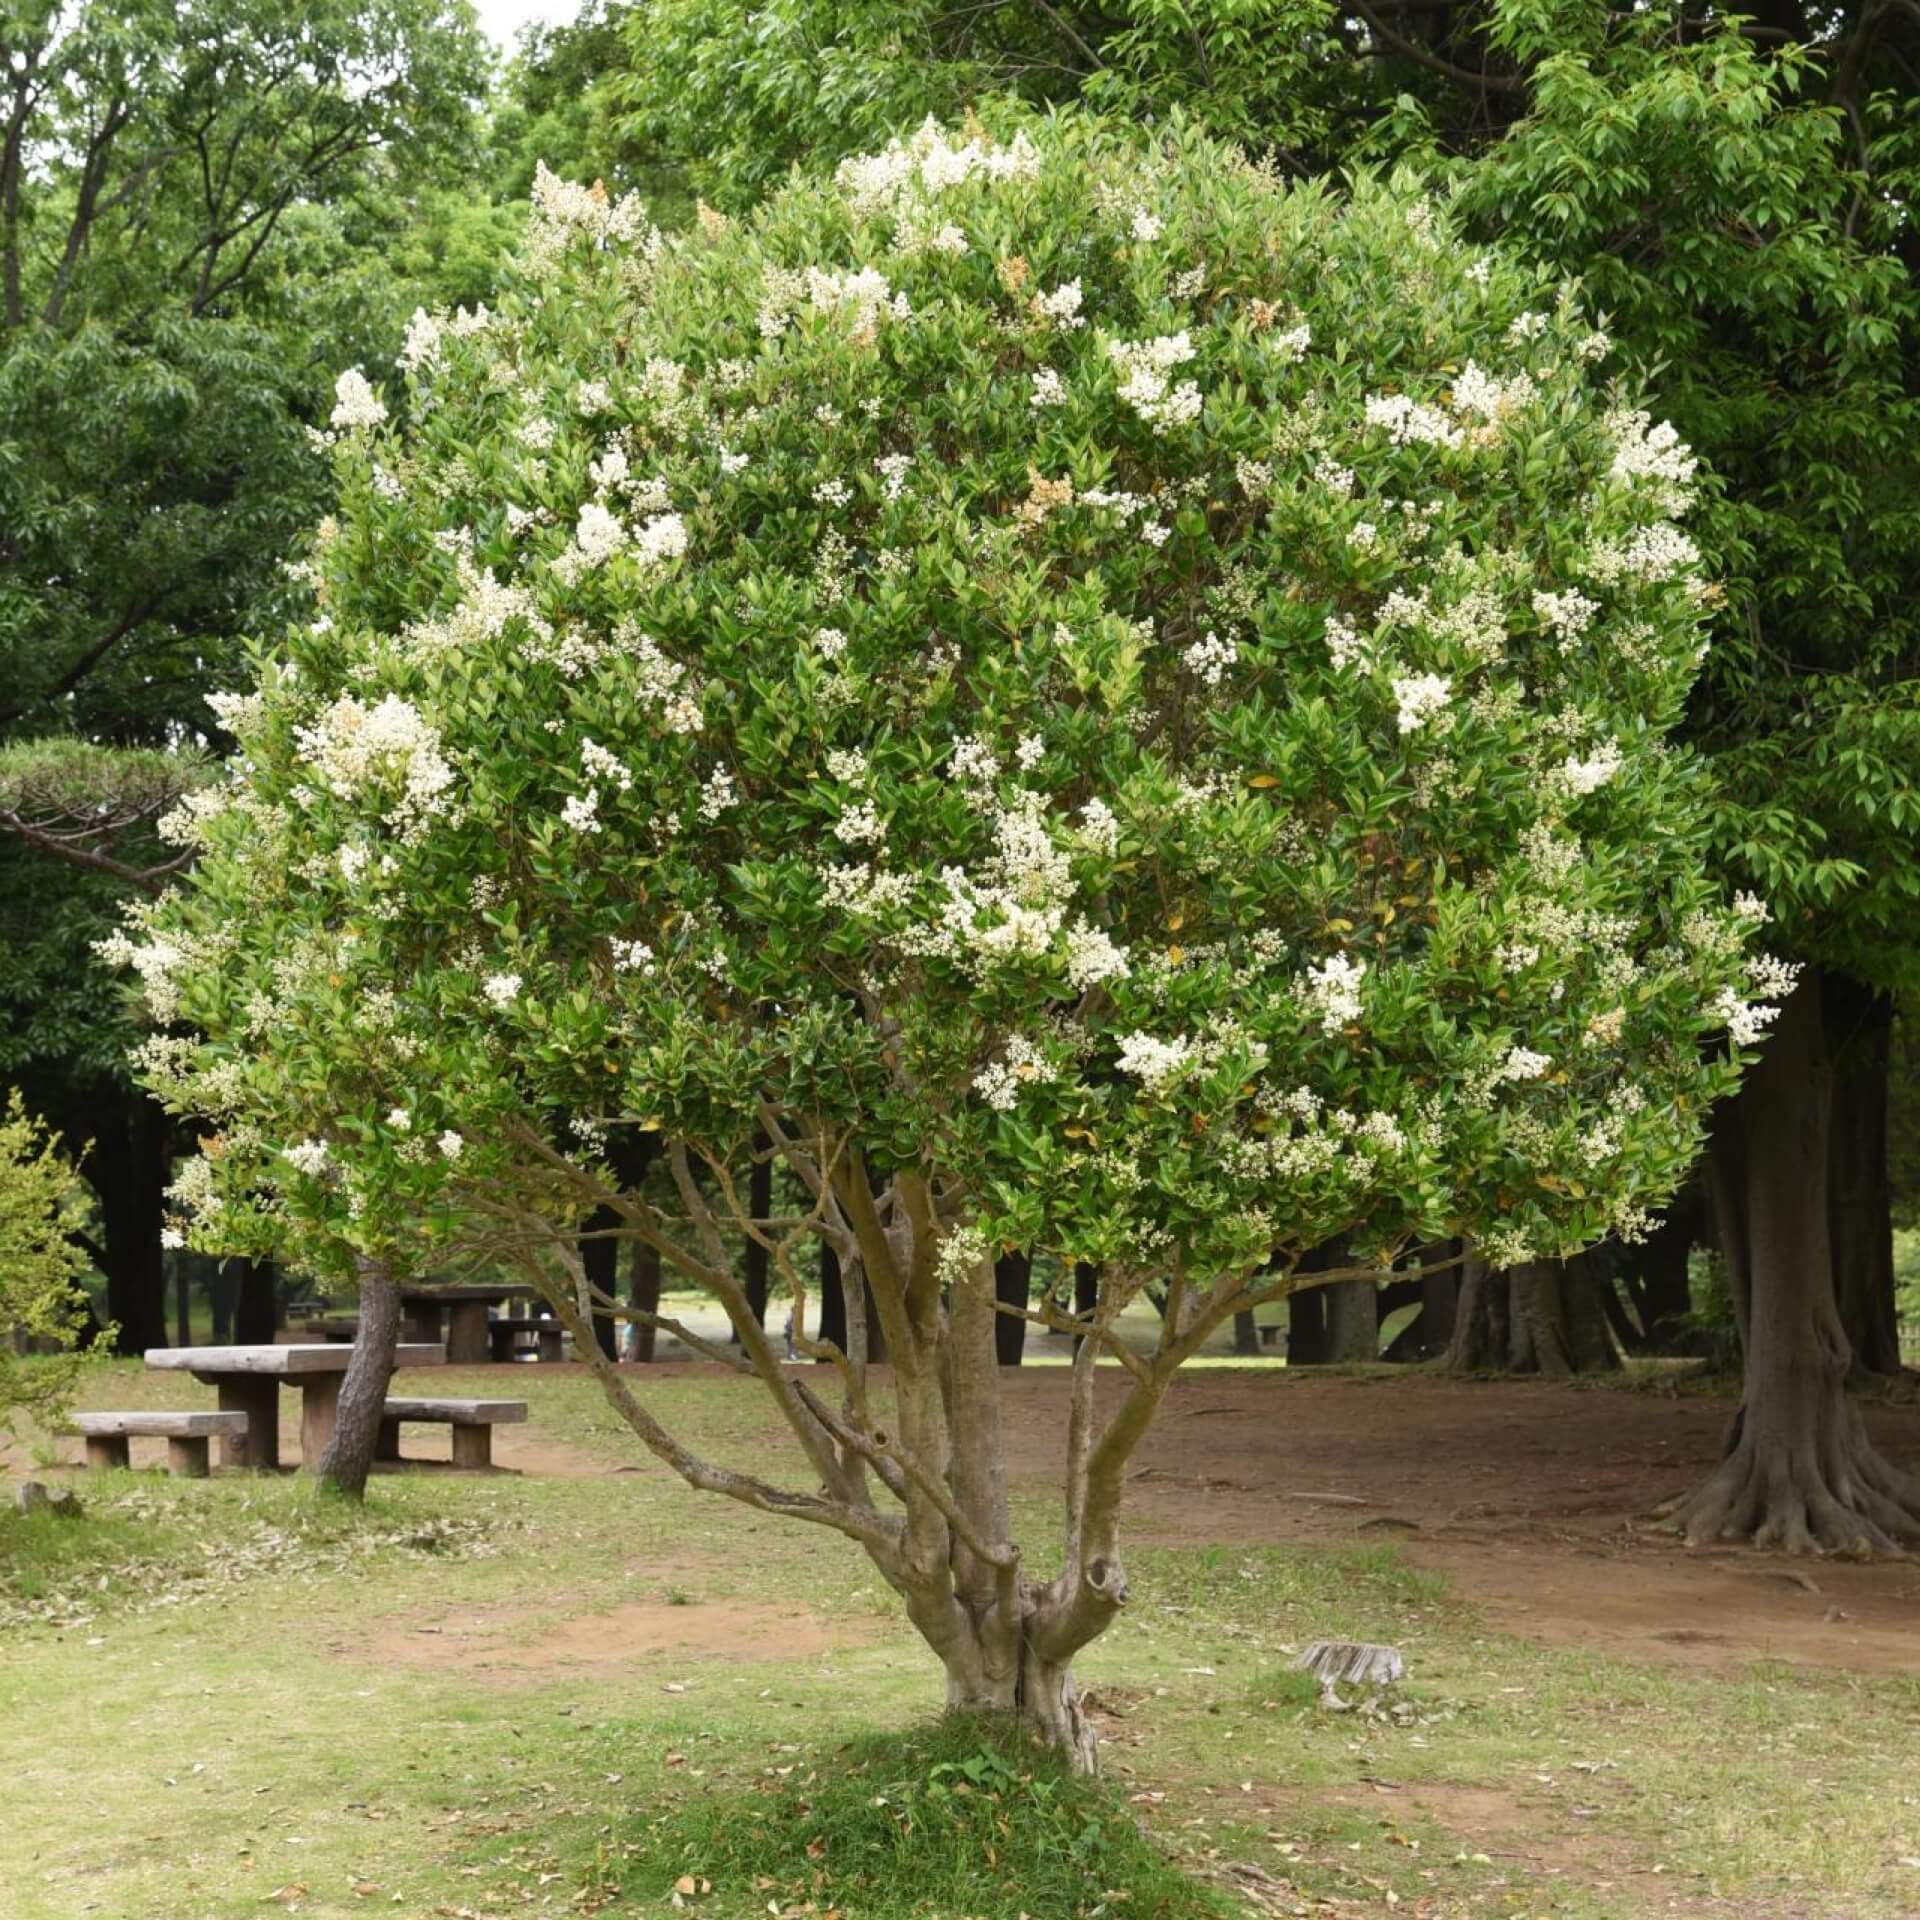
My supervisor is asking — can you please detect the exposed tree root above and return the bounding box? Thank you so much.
[1667,1406,1920,1557]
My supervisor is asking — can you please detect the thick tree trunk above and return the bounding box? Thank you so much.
[1325,1278,1378,1361]
[940,1633,1099,1774]
[629,1237,661,1362]
[994,1252,1031,1365]
[581,1203,621,1360]
[234,1259,277,1344]
[817,1239,847,1353]
[1447,1254,1616,1373]
[93,1087,169,1354]
[315,1258,401,1499]
[1287,1284,1328,1364]
[1232,1310,1259,1356]
[1824,972,1901,1380]
[1671,972,1920,1553]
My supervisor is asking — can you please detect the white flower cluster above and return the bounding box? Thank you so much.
[1115,1030,1194,1091]
[1030,368,1067,409]
[293,693,455,837]
[330,368,386,431]
[611,937,655,974]
[1033,280,1085,329]
[1533,588,1598,651]
[1364,392,1462,451]
[1551,739,1623,799]
[527,161,658,266]
[1183,630,1237,688]
[285,1138,332,1178]
[835,119,1041,216]
[973,1035,1055,1111]
[1299,953,1366,1033]
[1607,408,1698,508]
[1392,672,1452,735]
[1107,333,1201,433]
[1064,919,1130,991]
[621,629,703,733]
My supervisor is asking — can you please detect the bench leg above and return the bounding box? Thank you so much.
[215,1378,280,1470]
[299,1373,343,1468]
[446,1300,490,1366]
[376,1417,403,1462]
[84,1435,130,1471]
[402,1305,442,1345]
[536,1327,564,1364]
[450,1424,493,1470]
[166,1435,211,1478]
[488,1324,515,1362]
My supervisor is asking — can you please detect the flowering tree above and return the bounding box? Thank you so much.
[115,114,1780,1764]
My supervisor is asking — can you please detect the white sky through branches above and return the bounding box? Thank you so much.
[473,0,576,48]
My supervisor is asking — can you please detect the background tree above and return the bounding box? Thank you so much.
[0,0,491,1347]
[128,115,1780,1753]
[0,1090,98,1434]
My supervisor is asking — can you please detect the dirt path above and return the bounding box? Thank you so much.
[990,1370,1920,1677]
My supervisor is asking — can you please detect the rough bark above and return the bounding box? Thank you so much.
[315,1258,401,1499]
[1324,1277,1378,1361]
[1824,971,1902,1380]
[1671,971,1920,1553]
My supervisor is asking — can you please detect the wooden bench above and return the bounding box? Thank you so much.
[377,1397,527,1469]
[72,1411,249,1478]
[486,1316,565,1364]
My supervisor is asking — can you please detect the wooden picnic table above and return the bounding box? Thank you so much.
[397,1284,538,1364]
[144,1344,446,1470]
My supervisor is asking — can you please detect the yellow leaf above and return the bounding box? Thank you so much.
[1167,946,1185,965]
[1326,917,1354,933]
[1167,912,1186,931]
[1247,774,1280,789]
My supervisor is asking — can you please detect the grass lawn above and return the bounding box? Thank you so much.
[3,1362,1917,1918]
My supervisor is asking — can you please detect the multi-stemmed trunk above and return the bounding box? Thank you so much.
[1671,971,1920,1552]
[315,1258,400,1499]
[507,1131,1331,1772]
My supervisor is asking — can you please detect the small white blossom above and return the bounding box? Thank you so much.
[330,368,386,430]
[1392,672,1452,734]
[482,971,522,1008]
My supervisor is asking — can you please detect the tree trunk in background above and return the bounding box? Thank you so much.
[1447,1254,1616,1373]
[994,1252,1031,1365]
[1325,1278,1378,1361]
[208,1257,237,1343]
[174,1257,190,1344]
[1287,1286,1328,1364]
[580,1203,621,1360]
[1672,970,1920,1551]
[316,1258,400,1499]
[742,1144,772,1330]
[93,1086,169,1354]
[629,1238,661,1362]
[1232,1311,1259,1355]
[1611,1192,1702,1354]
[817,1239,847,1354]
[1824,971,1902,1379]
[234,1259,277,1344]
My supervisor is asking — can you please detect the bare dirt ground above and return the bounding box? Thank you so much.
[990,1368,1920,1677]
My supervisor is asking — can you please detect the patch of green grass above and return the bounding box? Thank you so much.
[625,1714,1232,1919]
